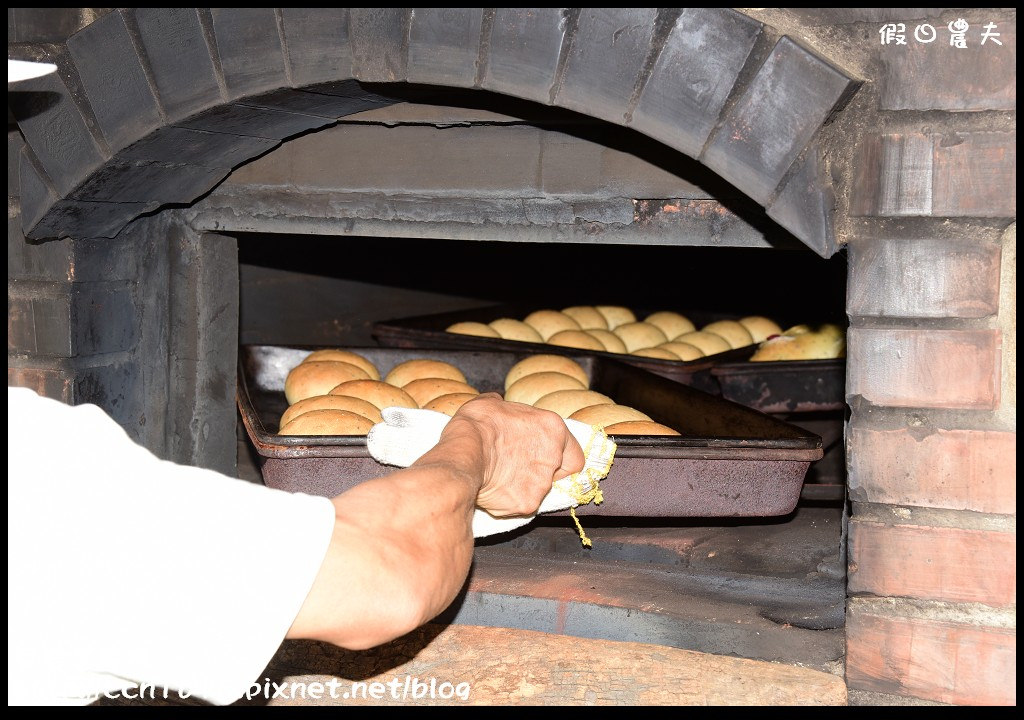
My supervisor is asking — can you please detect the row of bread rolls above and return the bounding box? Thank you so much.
[280,352,481,436]
[749,323,846,362]
[503,355,680,436]
[448,306,784,362]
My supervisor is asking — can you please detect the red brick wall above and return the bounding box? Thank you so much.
[836,8,1016,706]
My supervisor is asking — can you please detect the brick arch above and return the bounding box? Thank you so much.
[12,8,857,256]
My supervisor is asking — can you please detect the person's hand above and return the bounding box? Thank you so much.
[442,393,585,517]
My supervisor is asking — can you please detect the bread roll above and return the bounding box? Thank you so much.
[328,380,418,411]
[739,316,783,344]
[385,358,467,387]
[750,328,846,361]
[301,349,380,380]
[594,305,636,330]
[447,321,501,338]
[585,329,628,354]
[613,322,668,352]
[284,361,371,404]
[644,311,695,340]
[505,372,586,405]
[673,331,731,356]
[280,395,383,429]
[279,409,374,436]
[489,318,545,343]
[523,310,581,341]
[547,330,605,351]
[569,404,652,427]
[423,393,477,416]
[631,347,680,360]
[658,341,704,361]
[561,306,608,330]
[533,389,614,418]
[402,378,479,407]
[504,355,589,390]
[603,420,680,436]
[702,320,754,349]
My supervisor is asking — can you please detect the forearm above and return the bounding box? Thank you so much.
[287,432,485,649]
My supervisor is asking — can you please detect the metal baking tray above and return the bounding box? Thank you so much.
[238,345,822,518]
[711,352,846,413]
[371,305,752,394]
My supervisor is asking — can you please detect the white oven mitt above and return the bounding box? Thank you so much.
[366,407,616,545]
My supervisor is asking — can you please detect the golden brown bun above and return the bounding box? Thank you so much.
[504,355,589,390]
[644,311,695,340]
[284,361,370,404]
[631,347,680,360]
[604,420,680,436]
[561,306,608,330]
[738,316,783,344]
[280,395,383,429]
[750,329,846,361]
[423,393,477,416]
[569,404,652,427]
[613,322,668,352]
[446,321,501,338]
[489,318,544,343]
[328,380,418,411]
[385,358,467,387]
[701,320,754,349]
[279,409,374,436]
[673,331,732,356]
[301,349,380,380]
[594,305,636,330]
[505,372,586,405]
[533,389,614,418]
[547,330,606,351]
[658,341,704,361]
[581,329,624,354]
[402,378,479,407]
[523,310,581,341]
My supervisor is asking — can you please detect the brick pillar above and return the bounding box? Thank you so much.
[842,11,1016,704]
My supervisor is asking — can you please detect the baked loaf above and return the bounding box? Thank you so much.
[547,330,606,351]
[402,378,479,407]
[523,310,582,341]
[594,305,636,330]
[329,379,418,411]
[644,311,695,340]
[631,347,680,360]
[561,306,608,330]
[701,320,754,349]
[489,318,544,343]
[505,355,589,390]
[280,394,383,429]
[739,316,783,344]
[505,372,586,405]
[279,409,374,436]
[301,349,380,380]
[423,393,477,416]
[613,322,668,352]
[284,361,370,404]
[569,404,652,427]
[658,341,704,361]
[385,358,467,387]
[603,420,680,436]
[446,321,501,338]
[673,331,731,356]
[750,324,846,361]
[585,329,627,354]
[533,389,614,418]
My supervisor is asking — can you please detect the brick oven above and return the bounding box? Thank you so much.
[7,8,1015,705]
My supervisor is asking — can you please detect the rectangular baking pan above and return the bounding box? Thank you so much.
[238,345,822,517]
[371,304,751,394]
[711,352,846,413]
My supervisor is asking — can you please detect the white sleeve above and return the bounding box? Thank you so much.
[7,387,337,706]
